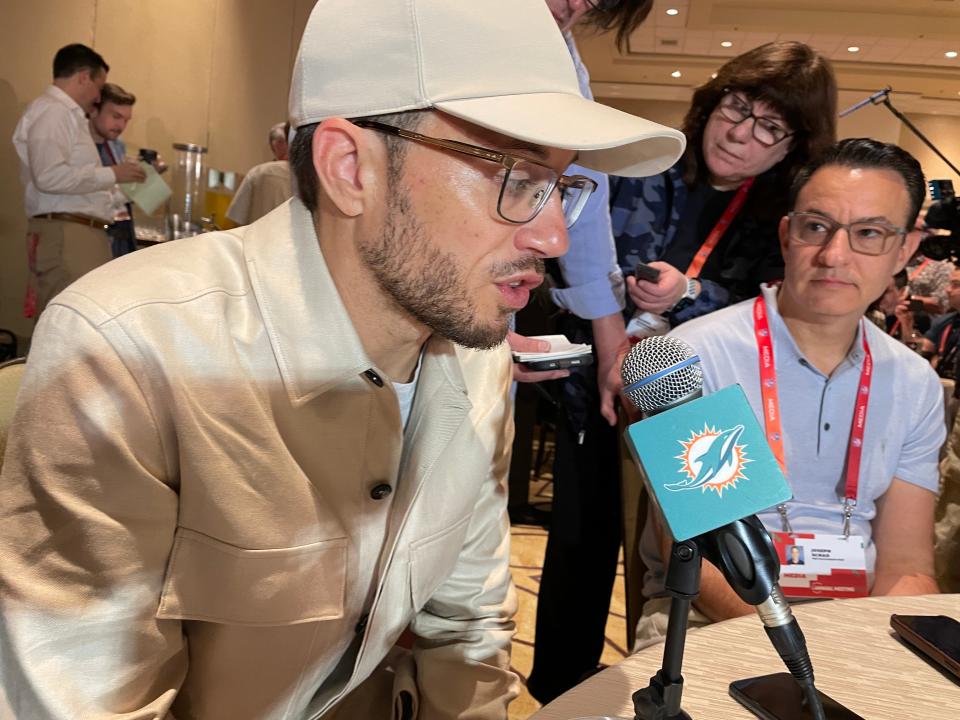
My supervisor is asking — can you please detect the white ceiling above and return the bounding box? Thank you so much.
[577,0,960,115]
[634,0,960,66]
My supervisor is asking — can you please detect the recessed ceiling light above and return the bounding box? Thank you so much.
[946,51,958,58]
[847,46,860,53]
[721,41,733,48]
[666,8,679,16]
[711,73,718,79]
[671,70,682,78]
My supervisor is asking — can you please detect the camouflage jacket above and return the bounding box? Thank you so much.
[609,164,784,325]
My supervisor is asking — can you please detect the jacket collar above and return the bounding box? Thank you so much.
[243,198,469,405]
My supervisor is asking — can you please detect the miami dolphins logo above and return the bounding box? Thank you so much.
[667,424,751,496]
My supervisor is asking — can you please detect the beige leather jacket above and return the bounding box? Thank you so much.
[0,199,519,719]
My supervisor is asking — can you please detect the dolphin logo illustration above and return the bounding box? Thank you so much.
[666,424,745,492]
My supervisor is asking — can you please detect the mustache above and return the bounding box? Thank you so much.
[490,256,545,278]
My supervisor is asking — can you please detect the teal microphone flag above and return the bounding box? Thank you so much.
[625,384,792,542]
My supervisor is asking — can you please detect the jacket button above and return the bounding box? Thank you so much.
[355,613,369,634]
[370,483,393,500]
[363,369,384,387]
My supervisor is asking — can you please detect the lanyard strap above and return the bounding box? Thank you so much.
[908,257,930,282]
[684,177,754,278]
[753,297,872,534]
[939,321,956,355]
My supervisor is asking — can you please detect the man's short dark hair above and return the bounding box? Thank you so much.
[289,111,424,213]
[584,0,653,53]
[789,138,926,229]
[53,44,109,79]
[96,83,135,108]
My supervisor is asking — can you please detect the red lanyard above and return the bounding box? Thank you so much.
[908,257,930,282]
[684,177,754,279]
[940,322,955,355]
[753,297,872,527]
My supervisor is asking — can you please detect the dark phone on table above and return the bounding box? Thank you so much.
[729,673,864,720]
[517,354,594,371]
[890,614,960,682]
[633,262,662,283]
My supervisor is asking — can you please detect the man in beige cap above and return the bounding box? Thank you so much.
[0,1,683,719]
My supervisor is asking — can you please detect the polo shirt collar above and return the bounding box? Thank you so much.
[243,198,468,406]
[760,283,867,373]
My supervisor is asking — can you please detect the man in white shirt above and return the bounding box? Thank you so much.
[12,43,145,318]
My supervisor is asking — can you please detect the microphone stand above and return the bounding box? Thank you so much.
[630,517,825,720]
[631,540,701,720]
[840,86,960,177]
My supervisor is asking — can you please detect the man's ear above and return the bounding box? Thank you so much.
[896,226,923,273]
[778,214,791,257]
[311,118,382,218]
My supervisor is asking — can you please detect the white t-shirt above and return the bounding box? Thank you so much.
[393,352,424,429]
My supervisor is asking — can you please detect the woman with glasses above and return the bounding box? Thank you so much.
[611,41,837,337]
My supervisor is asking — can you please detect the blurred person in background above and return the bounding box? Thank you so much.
[89,82,166,256]
[13,43,145,318]
[226,122,294,226]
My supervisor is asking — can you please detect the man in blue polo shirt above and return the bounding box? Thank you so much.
[635,138,942,647]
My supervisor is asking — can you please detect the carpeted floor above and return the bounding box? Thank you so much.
[507,456,628,719]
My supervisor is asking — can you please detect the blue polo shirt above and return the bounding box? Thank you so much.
[640,284,944,596]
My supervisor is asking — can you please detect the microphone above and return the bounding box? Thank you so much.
[621,336,826,719]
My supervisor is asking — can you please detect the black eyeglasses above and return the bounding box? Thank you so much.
[716,92,793,147]
[354,120,597,228]
[787,212,907,256]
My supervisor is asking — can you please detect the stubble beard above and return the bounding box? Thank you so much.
[358,188,515,350]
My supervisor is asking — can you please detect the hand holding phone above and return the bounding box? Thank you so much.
[634,261,662,283]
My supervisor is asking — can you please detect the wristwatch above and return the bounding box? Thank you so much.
[671,278,699,312]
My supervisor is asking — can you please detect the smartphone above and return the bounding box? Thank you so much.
[633,262,662,283]
[908,298,925,312]
[729,673,864,720]
[890,614,960,682]
[518,353,594,371]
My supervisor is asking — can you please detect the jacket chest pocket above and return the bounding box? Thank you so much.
[408,514,472,611]
[157,527,347,626]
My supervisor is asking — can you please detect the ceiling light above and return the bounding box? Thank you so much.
[712,72,719,79]
[947,51,958,58]
[721,41,733,48]
[671,70,682,78]
[847,46,860,53]
[666,8,679,16]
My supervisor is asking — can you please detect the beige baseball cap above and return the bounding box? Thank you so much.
[289,0,685,177]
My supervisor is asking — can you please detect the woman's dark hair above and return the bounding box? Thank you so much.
[584,0,653,53]
[681,41,837,217]
[289,111,424,213]
[789,138,926,229]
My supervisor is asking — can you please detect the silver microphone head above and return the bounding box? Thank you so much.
[620,335,703,414]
